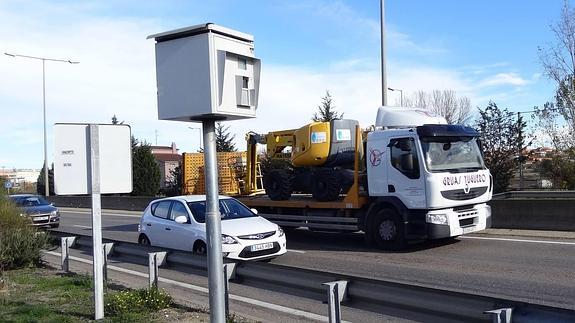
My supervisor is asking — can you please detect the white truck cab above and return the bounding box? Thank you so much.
[365,107,492,247]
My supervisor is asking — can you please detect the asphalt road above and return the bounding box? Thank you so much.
[55,208,575,311]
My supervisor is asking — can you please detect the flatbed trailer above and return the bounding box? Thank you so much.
[237,194,367,232]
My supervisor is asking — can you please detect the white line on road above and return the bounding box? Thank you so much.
[43,250,339,322]
[461,235,575,246]
[287,249,306,254]
[73,225,92,229]
[61,210,141,218]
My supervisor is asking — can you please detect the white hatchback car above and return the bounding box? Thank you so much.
[138,195,287,261]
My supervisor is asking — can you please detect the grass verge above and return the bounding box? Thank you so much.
[0,267,211,322]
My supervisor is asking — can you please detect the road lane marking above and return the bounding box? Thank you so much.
[287,249,306,254]
[461,236,575,246]
[43,250,341,323]
[61,210,141,218]
[73,225,91,229]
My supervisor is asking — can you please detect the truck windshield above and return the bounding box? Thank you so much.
[420,137,484,172]
[187,198,257,224]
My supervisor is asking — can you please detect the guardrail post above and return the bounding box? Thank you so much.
[323,280,348,323]
[102,243,114,286]
[148,252,167,288]
[60,236,76,272]
[223,263,237,318]
[485,308,513,323]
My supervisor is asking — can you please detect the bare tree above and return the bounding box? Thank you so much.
[538,0,575,134]
[403,89,472,124]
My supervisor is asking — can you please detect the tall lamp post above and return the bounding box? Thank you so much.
[5,52,79,196]
[388,87,403,106]
[188,126,203,151]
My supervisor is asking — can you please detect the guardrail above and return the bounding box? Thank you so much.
[492,191,575,200]
[49,231,575,323]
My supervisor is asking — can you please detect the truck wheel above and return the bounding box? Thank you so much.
[312,169,341,201]
[264,169,293,200]
[372,208,407,250]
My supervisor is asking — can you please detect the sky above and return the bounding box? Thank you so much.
[0,0,567,169]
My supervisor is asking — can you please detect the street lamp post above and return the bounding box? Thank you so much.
[5,52,78,196]
[388,87,403,106]
[188,126,203,151]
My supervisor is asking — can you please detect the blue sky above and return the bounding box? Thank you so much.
[0,0,567,169]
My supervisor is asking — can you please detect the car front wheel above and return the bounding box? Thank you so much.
[138,234,151,246]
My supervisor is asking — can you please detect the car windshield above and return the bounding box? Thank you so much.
[420,137,485,172]
[10,196,51,207]
[187,198,256,224]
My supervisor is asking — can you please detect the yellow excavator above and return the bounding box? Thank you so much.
[246,119,363,201]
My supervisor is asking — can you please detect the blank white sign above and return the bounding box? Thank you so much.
[54,124,132,195]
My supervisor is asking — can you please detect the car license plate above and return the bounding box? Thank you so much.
[250,242,273,252]
[462,226,476,234]
[35,216,49,221]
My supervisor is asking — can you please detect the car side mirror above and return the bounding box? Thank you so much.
[250,208,259,215]
[174,215,188,224]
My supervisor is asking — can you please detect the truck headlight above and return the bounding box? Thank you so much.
[277,227,285,237]
[426,213,448,225]
[50,210,59,218]
[222,234,238,244]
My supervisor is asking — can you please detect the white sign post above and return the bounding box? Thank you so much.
[54,123,132,320]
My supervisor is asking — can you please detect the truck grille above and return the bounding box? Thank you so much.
[459,218,475,227]
[441,186,488,200]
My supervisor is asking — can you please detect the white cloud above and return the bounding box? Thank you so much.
[479,72,530,87]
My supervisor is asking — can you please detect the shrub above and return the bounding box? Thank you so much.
[106,287,172,316]
[0,191,49,272]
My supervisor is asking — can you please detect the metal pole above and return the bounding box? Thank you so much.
[42,59,49,196]
[380,0,387,106]
[89,124,105,320]
[203,119,225,323]
[5,53,78,196]
[400,89,403,107]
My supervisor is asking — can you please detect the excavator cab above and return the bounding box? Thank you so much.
[260,119,363,201]
[292,119,362,168]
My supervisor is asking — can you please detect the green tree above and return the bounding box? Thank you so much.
[312,90,343,122]
[112,114,125,125]
[132,140,161,196]
[164,165,182,197]
[476,102,529,193]
[36,164,54,196]
[215,123,237,152]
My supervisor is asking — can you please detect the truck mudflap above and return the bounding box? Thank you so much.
[426,203,491,239]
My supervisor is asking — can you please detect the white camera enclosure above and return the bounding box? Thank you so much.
[148,23,261,121]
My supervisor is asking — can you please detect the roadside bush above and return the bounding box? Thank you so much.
[0,191,49,272]
[106,287,172,316]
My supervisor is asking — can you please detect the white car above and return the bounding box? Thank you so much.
[138,195,287,261]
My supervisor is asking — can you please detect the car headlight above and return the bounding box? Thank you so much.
[277,227,285,237]
[50,210,59,217]
[426,213,448,225]
[222,234,238,244]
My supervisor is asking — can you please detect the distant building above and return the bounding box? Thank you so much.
[0,168,41,189]
[529,147,554,162]
[151,142,182,189]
